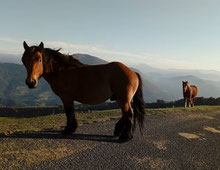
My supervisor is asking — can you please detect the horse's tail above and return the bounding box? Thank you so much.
[133,72,145,135]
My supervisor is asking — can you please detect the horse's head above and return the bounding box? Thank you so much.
[22,41,44,89]
[182,81,189,92]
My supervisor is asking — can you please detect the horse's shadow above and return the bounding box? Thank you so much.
[0,130,122,143]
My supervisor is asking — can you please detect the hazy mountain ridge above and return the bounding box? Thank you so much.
[137,63,220,82]
[0,53,22,64]
[152,75,220,100]
[136,63,220,101]
[73,53,108,65]
[0,54,220,106]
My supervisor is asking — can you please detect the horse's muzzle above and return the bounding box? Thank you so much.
[26,79,38,89]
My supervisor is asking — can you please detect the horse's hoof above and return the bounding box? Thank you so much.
[119,133,133,142]
[113,130,121,138]
[61,129,72,136]
[113,134,119,138]
[62,124,78,136]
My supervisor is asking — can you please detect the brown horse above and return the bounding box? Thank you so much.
[182,81,198,107]
[22,41,145,142]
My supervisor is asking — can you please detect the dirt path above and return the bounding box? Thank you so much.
[1,108,220,170]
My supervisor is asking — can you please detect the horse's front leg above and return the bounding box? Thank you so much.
[62,100,78,136]
[184,98,187,108]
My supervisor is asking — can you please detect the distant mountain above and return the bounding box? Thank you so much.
[0,62,59,106]
[130,68,170,102]
[0,53,22,64]
[73,53,108,65]
[0,53,108,65]
[136,63,220,82]
[0,53,220,106]
[135,63,220,101]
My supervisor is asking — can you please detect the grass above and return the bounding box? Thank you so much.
[0,109,121,135]
[146,105,220,115]
[1,106,220,135]
[0,106,220,169]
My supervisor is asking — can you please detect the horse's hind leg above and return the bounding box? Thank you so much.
[116,101,134,142]
[191,98,195,107]
[114,117,124,137]
[62,100,78,136]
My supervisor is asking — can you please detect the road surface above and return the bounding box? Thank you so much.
[19,109,220,170]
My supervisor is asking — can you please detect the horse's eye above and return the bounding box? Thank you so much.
[38,58,42,62]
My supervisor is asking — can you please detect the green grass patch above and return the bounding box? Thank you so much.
[146,105,220,115]
[1,106,220,135]
[0,109,121,135]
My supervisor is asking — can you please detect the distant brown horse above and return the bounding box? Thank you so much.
[182,81,198,107]
[22,41,145,142]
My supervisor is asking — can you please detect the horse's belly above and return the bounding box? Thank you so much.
[73,86,112,105]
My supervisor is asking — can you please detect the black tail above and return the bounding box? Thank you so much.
[133,72,145,135]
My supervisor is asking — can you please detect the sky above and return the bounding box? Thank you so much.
[0,0,220,71]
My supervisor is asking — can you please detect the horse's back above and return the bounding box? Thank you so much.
[108,62,137,80]
[108,62,138,85]
[53,61,139,104]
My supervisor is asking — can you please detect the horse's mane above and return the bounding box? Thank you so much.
[42,48,85,72]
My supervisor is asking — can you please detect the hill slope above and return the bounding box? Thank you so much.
[0,54,168,106]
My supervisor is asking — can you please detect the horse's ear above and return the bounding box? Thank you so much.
[39,42,44,52]
[23,41,29,50]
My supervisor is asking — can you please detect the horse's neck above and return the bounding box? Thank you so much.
[42,68,74,89]
[185,85,192,95]
[187,85,191,91]
[43,50,85,72]
[43,73,58,86]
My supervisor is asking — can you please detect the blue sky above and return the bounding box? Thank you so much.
[0,0,220,71]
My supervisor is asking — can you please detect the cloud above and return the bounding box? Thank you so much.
[0,37,24,54]
[0,38,159,64]
[0,37,219,71]
[44,40,160,66]
[0,37,20,43]
[44,41,200,70]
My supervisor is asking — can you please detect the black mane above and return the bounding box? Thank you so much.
[42,48,85,72]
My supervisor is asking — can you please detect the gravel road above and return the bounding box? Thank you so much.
[6,110,220,169]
